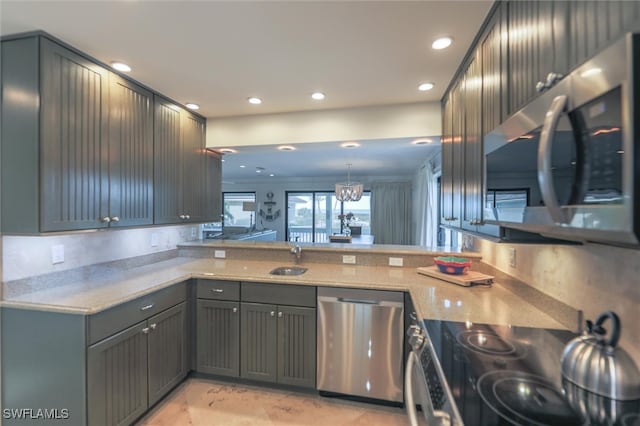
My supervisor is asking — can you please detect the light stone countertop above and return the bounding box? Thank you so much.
[1,257,567,330]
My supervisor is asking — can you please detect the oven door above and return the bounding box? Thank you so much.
[484,33,637,246]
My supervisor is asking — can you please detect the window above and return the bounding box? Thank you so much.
[222,192,256,227]
[286,191,371,242]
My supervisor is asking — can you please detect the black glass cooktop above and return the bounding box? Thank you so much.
[423,320,640,426]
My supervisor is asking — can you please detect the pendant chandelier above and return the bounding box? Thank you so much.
[335,163,363,202]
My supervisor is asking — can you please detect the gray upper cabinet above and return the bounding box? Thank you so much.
[108,74,154,227]
[440,81,463,230]
[40,38,110,231]
[154,97,219,224]
[480,4,507,134]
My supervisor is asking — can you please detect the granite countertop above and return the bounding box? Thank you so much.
[1,257,567,330]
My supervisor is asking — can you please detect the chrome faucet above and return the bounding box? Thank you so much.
[290,244,302,263]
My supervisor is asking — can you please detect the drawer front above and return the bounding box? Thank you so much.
[88,281,187,345]
[241,282,316,307]
[196,279,240,301]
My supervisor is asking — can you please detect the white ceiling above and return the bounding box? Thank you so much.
[1,1,490,180]
[219,137,440,181]
[0,0,493,118]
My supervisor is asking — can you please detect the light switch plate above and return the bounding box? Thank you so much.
[150,232,159,247]
[51,244,64,264]
[214,250,226,259]
[342,255,356,264]
[389,257,404,267]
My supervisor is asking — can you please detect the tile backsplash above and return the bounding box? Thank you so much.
[2,225,199,282]
[475,237,640,366]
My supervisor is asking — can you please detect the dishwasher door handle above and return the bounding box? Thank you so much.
[337,297,380,305]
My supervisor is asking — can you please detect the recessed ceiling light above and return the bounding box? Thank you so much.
[432,37,453,50]
[311,92,326,100]
[111,62,131,72]
[418,82,434,91]
[248,97,262,105]
[341,142,360,148]
[239,165,246,168]
[269,173,275,177]
[185,103,200,110]
[278,145,296,151]
[256,167,265,173]
[412,138,433,145]
[219,148,238,154]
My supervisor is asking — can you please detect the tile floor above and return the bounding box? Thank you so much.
[136,378,409,426]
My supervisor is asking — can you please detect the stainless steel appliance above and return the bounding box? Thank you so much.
[484,33,640,246]
[317,287,404,402]
[421,319,640,426]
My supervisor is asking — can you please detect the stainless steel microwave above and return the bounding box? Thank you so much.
[484,33,639,246]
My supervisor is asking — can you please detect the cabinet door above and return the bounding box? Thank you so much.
[462,53,483,231]
[108,74,154,227]
[40,38,109,231]
[148,302,188,406]
[154,96,182,224]
[240,302,277,382]
[481,4,506,134]
[205,150,223,223]
[440,92,454,226]
[277,306,316,388]
[449,80,464,229]
[196,299,240,377]
[181,112,207,223]
[87,322,148,426]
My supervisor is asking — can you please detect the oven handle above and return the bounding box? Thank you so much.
[538,94,568,224]
[405,351,451,426]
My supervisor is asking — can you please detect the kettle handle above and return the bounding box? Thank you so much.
[593,311,621,348]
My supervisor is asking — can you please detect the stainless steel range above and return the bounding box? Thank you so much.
[406,319,640,426]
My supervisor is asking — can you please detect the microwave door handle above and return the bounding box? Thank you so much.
[538,94,568,224]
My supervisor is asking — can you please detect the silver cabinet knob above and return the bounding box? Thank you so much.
[142,327,150,334]
[535,81,547,92]
[270,311,275,317]
[278,311,283,318]
[185,214,191,219]
[150,323,157,330]
[232,307,238,313]
[101,217,111,223]
[110,216,120,223]
[179,215,186,219]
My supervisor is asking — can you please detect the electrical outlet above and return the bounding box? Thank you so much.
[389,257,404,267]
[214,250,226,259]
[342,255,356,264]
[509,247,517,268]
[51,244,65,264]
[150,232,159,247]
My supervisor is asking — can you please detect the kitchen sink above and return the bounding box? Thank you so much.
[269,266,308,276]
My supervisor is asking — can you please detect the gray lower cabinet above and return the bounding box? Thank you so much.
[240,302,316,389]
[88,302,187,426]
[196,299,240,376]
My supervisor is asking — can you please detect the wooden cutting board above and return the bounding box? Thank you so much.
[417,266,494,287]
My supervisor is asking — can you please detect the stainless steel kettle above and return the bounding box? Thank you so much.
[561,311,640,400]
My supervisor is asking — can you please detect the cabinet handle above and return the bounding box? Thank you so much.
[101,217,111,223]
[140,304,154,311]
[150,323,157,330]
[270,311,275,317]
[110,216,120,223]
[179,215,186,219]
[232,307,238,313]
[211,289,224,293]
[278,312,283,318]
[185,214,191,220]
[142,327,150,334]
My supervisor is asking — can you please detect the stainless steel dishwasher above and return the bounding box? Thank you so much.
[317,287,404,402]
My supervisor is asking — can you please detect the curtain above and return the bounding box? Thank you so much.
[370,182,412,245]
[414,154,439,247]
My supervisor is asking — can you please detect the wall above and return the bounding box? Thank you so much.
[207,102,441,147]
[223,175,411,242]
[2,225,198,282]
[475,237,640,366]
